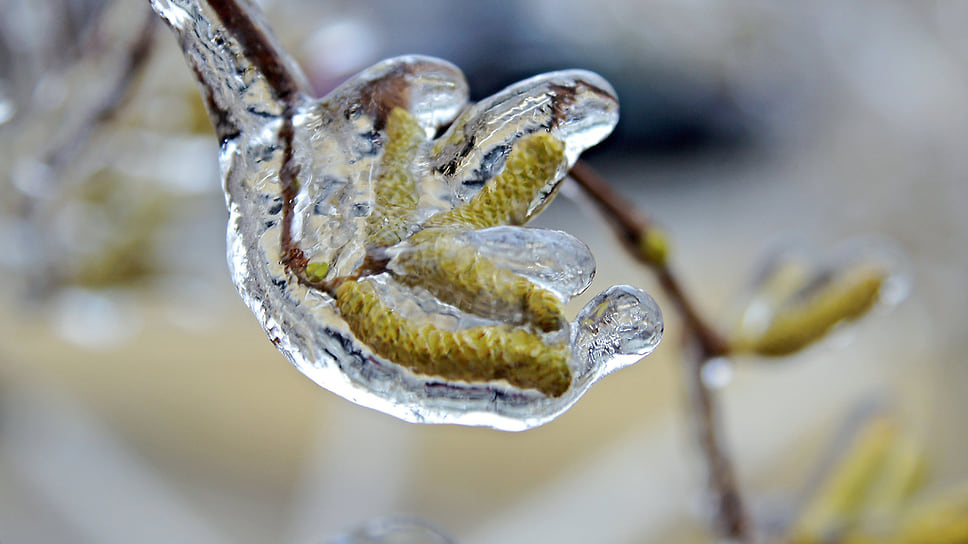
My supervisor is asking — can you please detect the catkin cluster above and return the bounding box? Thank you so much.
[336,107,573,396]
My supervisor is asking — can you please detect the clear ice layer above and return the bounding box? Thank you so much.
[153,0,663,430]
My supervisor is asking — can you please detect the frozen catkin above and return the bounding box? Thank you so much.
[736,266,886,357]
[425,131,566,229]
[155,0,659,425]
[349,113,570,390]
[365,107,424,248]
[387,131,569,332]
[392,232,566,332]
[334,279,571,397]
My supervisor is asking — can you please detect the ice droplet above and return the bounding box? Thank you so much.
[459,226,595,300]
[328,517,455,544]
[155,0,659,430]
[700,357,734,389]
[573,285,664,377]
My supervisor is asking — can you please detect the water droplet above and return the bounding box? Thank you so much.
[700,357,733,389]
[10,158,54,198]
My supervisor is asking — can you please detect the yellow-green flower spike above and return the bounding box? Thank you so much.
[425,131,566,229]
[735,266,886,357]
[857,433,926,523]
[788,418,898,544]
[893,482,968,544]
[334,279,571,397]
[394,231,566,332]
[365,107,424,248]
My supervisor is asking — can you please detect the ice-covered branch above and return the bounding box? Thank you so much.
[149,0,310,141]
[150,0,662,430]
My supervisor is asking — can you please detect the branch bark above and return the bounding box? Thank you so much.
[570,160,752,542]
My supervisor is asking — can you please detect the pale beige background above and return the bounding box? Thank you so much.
[1,1,966,542]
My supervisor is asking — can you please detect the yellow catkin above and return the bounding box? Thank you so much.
[395,231,565,332]
[334,279,572,397]
[858,434,926,522]
[365,107,425,247]
[738,268,885,357]
[788,419,898,544]
[893,483,968,544]
[424,131,566,229]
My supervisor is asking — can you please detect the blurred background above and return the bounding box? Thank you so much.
[1,0,966,542]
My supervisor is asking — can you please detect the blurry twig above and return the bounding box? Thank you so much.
[15,5,157,297]
[569,160,751,542]
[42,5,158,173]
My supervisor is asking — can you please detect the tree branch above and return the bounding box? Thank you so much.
[570,160,751,541]
[44,6,158,173]
[149,0,310,142]
[204,0,305,105]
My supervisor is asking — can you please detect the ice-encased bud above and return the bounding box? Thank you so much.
[734,237,910,357]
[154,0,661,430]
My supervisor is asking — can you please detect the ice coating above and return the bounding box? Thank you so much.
[456,226,596,299]
[152,0,663,429]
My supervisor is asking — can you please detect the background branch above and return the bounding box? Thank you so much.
[43,5,157,174]
[570,160,751,542]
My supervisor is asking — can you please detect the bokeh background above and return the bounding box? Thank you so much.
[1,0,966,542]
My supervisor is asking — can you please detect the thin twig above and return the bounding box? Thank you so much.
[570,159,751,542]
[19,6,157,297]
[205,0,304,105]
[43,5,158,173]
[684,340,752,541]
